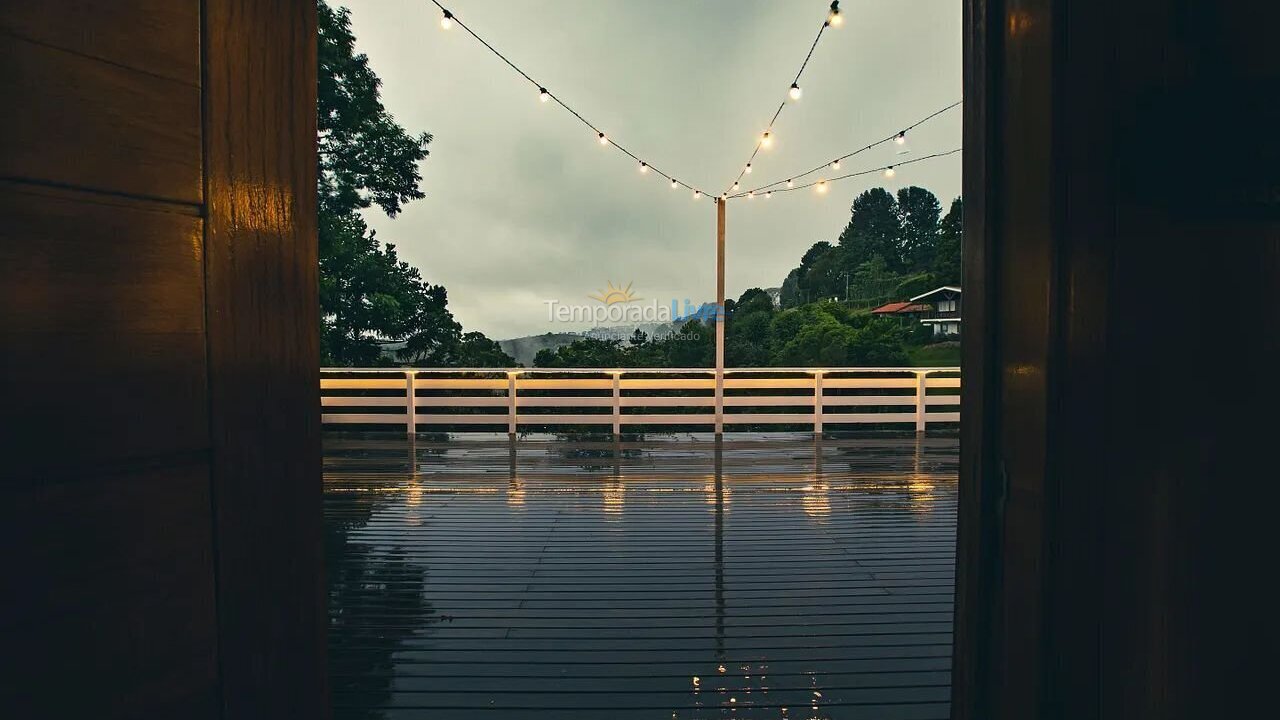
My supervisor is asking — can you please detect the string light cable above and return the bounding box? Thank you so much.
[722,0,846,195]
[431,1,714,198]
[731,100,962,198]
[743,148,963,199]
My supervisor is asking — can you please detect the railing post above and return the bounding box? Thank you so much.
[612,371,622,438]
[813,370,824,435]
[404,370,416,439]
[914,371,928,434]
[507,371,518,436]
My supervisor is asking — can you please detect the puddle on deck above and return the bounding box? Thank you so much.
[325,434,957,720]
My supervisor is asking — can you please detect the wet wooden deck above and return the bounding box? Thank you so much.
[325,434,958,719]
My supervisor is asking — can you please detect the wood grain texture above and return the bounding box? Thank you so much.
[0,0,199,84]
[0,463,219,718]
[202,0,326,716]
[0,33,200,203]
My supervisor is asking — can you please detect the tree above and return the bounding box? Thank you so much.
[838,188,900,270]
[895,186,943,272]
[317,1,512,367]
[935,197,963,284]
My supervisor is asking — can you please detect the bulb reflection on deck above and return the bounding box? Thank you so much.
[801,482,831,520]
[602,478,625,515]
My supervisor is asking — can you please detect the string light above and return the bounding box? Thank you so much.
[745,163,753,174]
[816,181,828,194]
[748,190,755,199]
[733,101,962,197]
[425,0,713,199]
[722,2,841,194]
[746,149,960,200]
[733,181,740,191]
[766,191,773,199]
[761,131,773,148]
[895,131,906,145]
[639,162,648,174]
[694,190,702,200]
[828,1,844,27]
[884,166,895,178]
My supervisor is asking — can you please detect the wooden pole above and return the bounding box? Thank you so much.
[715,199,726,436]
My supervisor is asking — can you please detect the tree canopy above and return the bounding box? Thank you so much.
[317,1,513,367]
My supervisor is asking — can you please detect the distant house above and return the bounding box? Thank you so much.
[910,286,962,337]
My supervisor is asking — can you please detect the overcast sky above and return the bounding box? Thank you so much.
[341,0,961,339]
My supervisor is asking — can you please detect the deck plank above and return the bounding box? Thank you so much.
[325,433,957,719]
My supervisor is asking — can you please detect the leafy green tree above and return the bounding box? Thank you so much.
[895,186,943,272]
[317,1,512,367]
[838,188,900,270]
[935,197,963,284]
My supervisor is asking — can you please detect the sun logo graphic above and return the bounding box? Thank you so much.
[589,280,641,305]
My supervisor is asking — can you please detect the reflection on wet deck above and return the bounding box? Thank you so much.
[325,434,957,719]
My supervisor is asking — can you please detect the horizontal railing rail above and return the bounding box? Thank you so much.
[321,367,960,435]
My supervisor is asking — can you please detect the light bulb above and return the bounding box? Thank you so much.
[748,191,755,199]
[786,179,794,188]
[732,181,740,191]
[639,162,648,174]
[828,1,843,26]
[745,163,753,174]
[884,166,896,178]
[816,181,828,194]
[789,83,802,101]
[761,131,772,148]
[440,10,452,29]
[598,132,608,145]
[539,88,550,103]
[766,191,773,199]
[693,190,701,200]
[895,131,906,145]
[830,160,841,170]
[670,178,678,189]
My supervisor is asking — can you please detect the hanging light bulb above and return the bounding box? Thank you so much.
[693,190,701,200]
[670,178,678,189]
[732,181,740,191]
[440,10,453,29]
[828,1,843,27]
[598,132,608,145]
[766,191,773,199]
[830,160,841,170]
[745,163,753,174]
[748,191,755,199]
[816,181,829,194]
[539,87,550,103]
[895,131,906,145]
[786,179,794,188]
[761,130,773,148]
[789,83,802,101]
[638,162,648,174]
[884,166,896,178]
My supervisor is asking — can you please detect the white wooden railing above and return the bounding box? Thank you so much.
[321,367,960,436]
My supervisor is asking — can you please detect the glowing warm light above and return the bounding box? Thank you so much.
[732,181,740,191]
[884,165,896,178]
[671,178,678,189]
[748,191,755,199]
[761,130,773,148]
[786,179,794,188]
[830,160,841,170]
[766,191,773,198]
[816,180,828,193]
[693,190,701,200]
[745,163,753,174]
[789,83,802,101]
[895,131,906,145]
[598,132,608,145]
[639,162,648,173]
[539,87,550,102]
[828,1,843,26]
[440,10,452,29]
